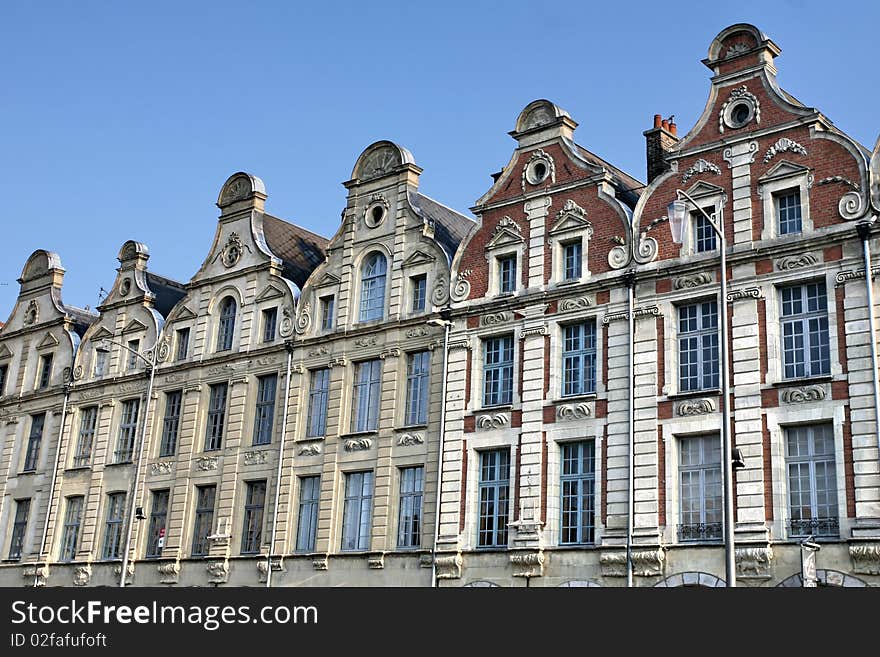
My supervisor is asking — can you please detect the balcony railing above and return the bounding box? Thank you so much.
[677,522,722,542]
[788,517,839,538]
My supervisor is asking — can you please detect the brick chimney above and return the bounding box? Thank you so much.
[644,114,679,183]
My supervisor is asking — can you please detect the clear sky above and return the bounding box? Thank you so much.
[1,1,878,317]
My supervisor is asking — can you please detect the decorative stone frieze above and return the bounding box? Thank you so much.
[298,443,322,456]
[477,413,510,430]
[150,461,174,476]
[397,433,425,446]
[726,287,763,302]
[480,312,510,327]
[780,386,826,404]
[558,296,593,312]
[157,561,180,584]
[206,560,229,584]
[556,402,591,421]
[736,545,773,579]
[194,456,219,471]
[243,450,268,466]
[677,398,716,416]
[674,272,712,289]
[600,549,664,577]
[763,137,807,163]
[681,159,721,184]
[775,252,818,270]
[434,554,463,580]
[73,565,91,586]
[344,438,373,452]
[510,551,545,578]
[849,543,880,575]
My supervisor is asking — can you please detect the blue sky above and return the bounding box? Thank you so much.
[1,1,878,316]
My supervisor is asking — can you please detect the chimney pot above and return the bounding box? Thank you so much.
[653,114,662,129]
[669,121,677,136]
[661,119,670,131]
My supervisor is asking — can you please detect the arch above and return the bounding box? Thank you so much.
[777,569,867,588]
[216,295,237,352]
[558,580,602,588]
[216,171,266,208]
[463,580,500,587]
[117,240,149,263]
[19,249,64,283]
[654,572,726,587]
[514,99,572,134]
[706,23,771,62]
[358,252,388,322]
[351,140,415,182]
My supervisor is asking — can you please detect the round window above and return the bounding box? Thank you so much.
[364,200,388,228]
[723,98,756,130]
[525,158,551,185]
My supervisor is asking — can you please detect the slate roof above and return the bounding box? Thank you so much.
[408,192,476,264]
[262,214,330,289]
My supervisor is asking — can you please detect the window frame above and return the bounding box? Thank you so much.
[59,496,84,562]
[145,489,170,558]
[295,475,321,553]
[73,406,98,467]
[559,440,595,546]
[241,480,267,555]
[411,274,427,313]
[775,187,803,236]
[101,492,126,560]
[114,398,140,463]
[37,352,53,389]
[191,484,216,557]
[23,412,46,472]
[482,335,514,407]
[779,281,831,380]
[216,296,237,352]
[498,254,517,294]
[677,434,723,543]
[404,351,430,426]
[397,466,424,549]
[341,470,374,552]
[677,299,720,393]
[477,449,510,549]
[561,320,597,397]
[205,383,228,451]
[351,359,382,433]
[159,390,182,457]
[175,327,190,361]
[359,252,388,323]
[319,295,335,331]
[306,368,330,438]
[8,498,30,560]
[261,307,278,343]
[785,423,839,538]
[252,373,277,446]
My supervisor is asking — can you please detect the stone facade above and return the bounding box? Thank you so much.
[2,23,880,587]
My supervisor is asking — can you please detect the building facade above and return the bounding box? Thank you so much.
[2,23,880,587]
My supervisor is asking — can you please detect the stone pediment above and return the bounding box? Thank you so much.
[122,318,148,334]
[168,306,197,323]
[89,326,114,342]
[486,217,524,250]
[0,344,13,359]
[550,200,592,237]
[758,159,811,184]
[401,250,436,268]
[685,180,726,200]
[314,272,341,289]
[36,332,59,350]
[254,284,285,302]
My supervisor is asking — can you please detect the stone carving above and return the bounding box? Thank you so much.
[194,456,219,471]
[725,42,750,58]
[157,561,180,584]
[431,275,450,306]
[435,554,463,580]
[23,299,39,326]
[118,381,147,393]
[24,565,49,587]
[164,373,185,383]
[601,549,664,577]
[674,272,712,289]
[363,194,389,228]
[397,433,425,446]
[220,177,250,205]
[763,137,808,163]
[780,386,826,404]
[849,543,880,575]
[494,215,523,238]
[510,551,545,578]
[279,306,295,337]
[354,336,379,348]
[114,562,135,583]
[307,345,331,357]
[345,438,373,452]
[206,560,229,584]
[257,558,283,581]
[681,159,722,184]
[477,413,510,430]
[328,357,347,368]
[521,149,556,190]
[220,232,245,268]
[450,269,472,302]
[835,267,880,285]
[521,325,548,338]
[726,287,763,302]
[70,365,84,381]
[723,141,759,168]
[298,443,322,456]
[480,312,510,327]
[206,364,234,377]
[243,450,268,466]
[294,302,311,335]
[253,355,278,367]
[150,461,174,476]
[379,347,401,359]
[419,554,434,569]
[736,545,773,579]
[557,403,591,421]
[677,398,716,416]
[719,86,760,133]
[521,105,553,130]
[405,326,430,339]
[447,338,470,352]
[119,277,131,297]
[817,176,860,191]
[73,565,91,586]
[839,190,866,220]
[359,146,400,180]
[776,252,818,270]
[558,296,593,312]
[602,305,660,324]
[368,554,385,569]
[312,556,329,571]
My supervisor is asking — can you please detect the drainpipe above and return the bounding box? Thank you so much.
[625,270,636,588]
[266,340,294,588]
[34,383,71,587]
[857,222,880,466]
[429,310,452,588]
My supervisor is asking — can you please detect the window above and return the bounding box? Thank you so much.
[126,339,140,371]
[102,492,126,559]
[205,383,228,451]
[560,441,595,545]
[115,399,140,463]
[191,485,216,557]
[93,349,107,377]
[262,307,277,343]
[73,407,97,467]
[0,363,7,395]
[678,301,719,392]
[499,255,516,293]
[23,413,45,471]
[563,240,582,281]
[216,296,237,351]
[351,359,382,432]
[694,208,716,253]
[483,336,514,407]
[253,374,277,445]
[241,481,266,554]
[405,351,430,425]
[59,496,84,562]
[562,321,597,396]
[159,391,182,457]
[295,476,320,553]
[786,424,838,538]
[146,489,169,558]
[776,189,802,235]
[341,471,373,551]
[38,353,53,389]
[320,295,335,331]
[478,449,510,548]
[175,327,190,361]
[359,253,387,322]
[678,435,722,542]
[306,368,330,437]
[8,499,30,560]
[411,274,427,312]
[781,282,830,379]
[397,466,424,549]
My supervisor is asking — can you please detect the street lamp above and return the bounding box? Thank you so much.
[667,189,737,587]
[96,337,160,587]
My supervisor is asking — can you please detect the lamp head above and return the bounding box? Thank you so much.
[667,199,687,244]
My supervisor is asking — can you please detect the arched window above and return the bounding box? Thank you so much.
[359,253,387,322]
[216,296,237,351]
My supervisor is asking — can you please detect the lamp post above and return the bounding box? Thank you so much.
[96,337,159,587]
[667,190,737,587]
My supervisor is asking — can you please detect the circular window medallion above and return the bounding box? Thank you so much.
[119,278,131,297]
[720,86,760,132]
[526,158,551,185]
[364,196,389,229]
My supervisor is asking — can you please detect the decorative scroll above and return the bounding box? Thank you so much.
[780,386,826,404]
[477,413,509,430]
[763,137,807,164]
[681,159,722,184]
[677,399,716,416]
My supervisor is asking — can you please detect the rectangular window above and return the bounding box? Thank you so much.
[159,391,182,457]
[777,189,803,235]
[405,351,430,425]
[351,359,382,433]
[295,476,320,553]
[59,496,84,562]
[253,374,277,445]
[205,383,228,451]
[94,349,107,377]
[115,399,140,463]
[38,353,53,389]
[678,435,722,542]
[397,466,424,549]
[781,282,830,379]
[562,321,597,396]
[73,406,97,467]
[563,240,583,281]
[306,368,330,437]
[341,471,373,551]
[146,489,169,558]
[320,295,335,331]
[560,441,595,545]
[262,307,277,343]
[102,492,126,560]
[678,301,719,392]
[191,485,216,557]
[693,207,716,253]
[23,413,46,472]
[127,339,140,371]
[483,336,514,406]
[499,255,516,293]
[0,363,7,396]
[8,499,30,560]
[411,274,427,312]
[241,480,266,554]
[786,424,838,538]
[175,327,190,361]
[478,449,510,548]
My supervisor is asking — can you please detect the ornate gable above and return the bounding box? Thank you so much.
[486,216,524,251]
[549,200,593,237]
[254,284,286,303]
[122,318,148,335]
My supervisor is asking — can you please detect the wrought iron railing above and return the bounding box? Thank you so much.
[677,522,723,542]
[788,517,839,538]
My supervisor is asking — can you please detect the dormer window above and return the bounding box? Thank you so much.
[216,297,237,352]
[694,208,717,253]
[37,353,53,389]
[549,200,592,286]
[563,240,582,281]
[359,253,387,322]
[94,349,107,377]
[499,255,517,294]
[776,188,802,235]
